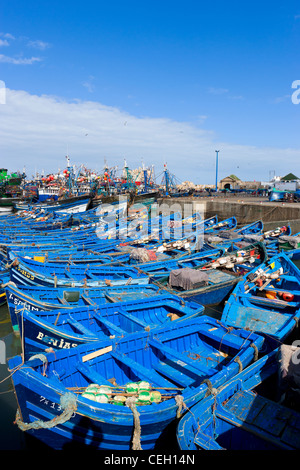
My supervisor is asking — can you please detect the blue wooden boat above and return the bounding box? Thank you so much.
[132,248,224,280]
[266,232,300,261]
[14,293,205,358]
[203,216,237,233]
[268,189,296,202]
[0,211,75,233]
[8,315,264,450]
[0,205,201,251]
[0,205,120,239]
[177,347,300,450]
[0,230,134,256]
[0,212,202,259]
[5,283,161,310]
[5,283,162,333]
[155,242,267,306]
[160,269,240,306]
[3,246,131,265]
[205,220,264,249]
[234,220,264,235]
[0,205,102,234]
[4,243,221,270]
[221,252,300,346]
[263,224,292,240]
[8,254,149,288]
[224,225,293,264]
[0,266,10,306]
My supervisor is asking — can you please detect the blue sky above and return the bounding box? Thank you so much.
[0,0,300,184]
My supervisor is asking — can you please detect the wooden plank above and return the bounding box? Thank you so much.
[82,345,112,362]
[81,294,96,306]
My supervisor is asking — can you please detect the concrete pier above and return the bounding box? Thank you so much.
[157,195,300,233]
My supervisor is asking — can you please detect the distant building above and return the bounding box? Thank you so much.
[281,173,299,181]
[274,173,300,191]
[219,175,241,190]
[219,175,261,190]
[219,172,300,192]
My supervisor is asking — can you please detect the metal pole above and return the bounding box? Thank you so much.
[215,150,219,191]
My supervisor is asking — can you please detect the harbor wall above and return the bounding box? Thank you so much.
[156,196,300,233]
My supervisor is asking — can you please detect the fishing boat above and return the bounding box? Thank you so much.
[205,220,264,247]
[154,242,267,306]
[268,189,300,202]
[267,232,300,261]
[4,246,131,266]
[0,197,19,213]
[221,252,300,346]
[8,315,264,450]
[177,346,300,450]
[4,283,163,333]
[8,254,149,288]
[14,195,91,214]
[5,242,222,270]
[203,216,237,233]
[263,224,292,240]
[0,267,10,306]
[13,293,205,358]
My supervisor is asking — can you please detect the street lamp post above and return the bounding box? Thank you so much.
[215,150,220,191]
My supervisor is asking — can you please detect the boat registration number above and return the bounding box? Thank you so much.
[16,266,35,281]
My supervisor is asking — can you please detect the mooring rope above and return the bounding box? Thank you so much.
[175,394,184,418]
[28,353,48,376]
[125,396,142,450]
[250,343,259,361]
[234,356,243,372]
[15,392,77,431]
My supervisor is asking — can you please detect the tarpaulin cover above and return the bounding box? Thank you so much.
[169,267,208,290]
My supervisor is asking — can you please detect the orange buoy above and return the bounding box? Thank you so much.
[282,292,294,302]
[255,278,263,287]
[265,290,277,299]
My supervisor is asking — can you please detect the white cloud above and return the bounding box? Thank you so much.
[0,32,15,39]
[0,88,299,183]
[27,40,51,50]
[82,76,95,93]
[208,87,229,95]
[0,54,42,65]
[228,95,244,100]
[0,39,9,47]
[208,87,244,101]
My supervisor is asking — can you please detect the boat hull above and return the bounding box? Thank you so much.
[9,317,264,450]
[221,252,300,345]
[177,348,300,450]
